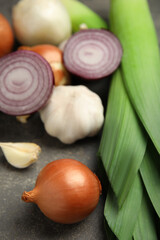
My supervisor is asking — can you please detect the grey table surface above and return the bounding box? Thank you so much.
[0,0,160,240]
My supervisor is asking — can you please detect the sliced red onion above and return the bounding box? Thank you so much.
[63,29,123,80]
[0,50,54,116]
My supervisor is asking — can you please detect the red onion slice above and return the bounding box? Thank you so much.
[0,50,54,116]
[63,29,123,80]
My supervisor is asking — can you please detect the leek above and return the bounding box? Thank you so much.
[104,174,143,240]
[60,0,108,32]
[109,0,160,153]
[133,192,158,240]
[98,0,160,238]
[98,69,147,207]
[140,140,160,217]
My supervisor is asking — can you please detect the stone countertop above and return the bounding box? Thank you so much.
[0,0,160,239]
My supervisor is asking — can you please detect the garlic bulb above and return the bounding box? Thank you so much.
[39,85,104,144]
[0,142,41,168]
[12,0,72,46]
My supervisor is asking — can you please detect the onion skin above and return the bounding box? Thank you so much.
[22,159,102,224]
[18,45,70,86]
[0,14,14,57]
[18,44,62,62]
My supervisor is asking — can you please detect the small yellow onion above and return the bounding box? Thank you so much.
[22,159,102,224]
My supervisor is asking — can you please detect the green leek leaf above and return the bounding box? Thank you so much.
[104,219,118,240]
[98,69,147,207]
[109,0,160,153]
[133,191,158,240]
[60,0,108,32]
[140,140,160,217]
[104,174,143,240]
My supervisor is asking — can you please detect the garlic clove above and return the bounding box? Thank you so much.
[0,142,41,168]
[16,115,30,123]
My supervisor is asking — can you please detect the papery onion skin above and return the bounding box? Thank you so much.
[0,14,14,57]
[22,159,102,224]
[18,45,71,86]
[18,44,63,62]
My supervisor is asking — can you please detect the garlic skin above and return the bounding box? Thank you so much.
[39,85,104,144]
[0,142,41,168]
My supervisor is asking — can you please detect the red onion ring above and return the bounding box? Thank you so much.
[0,50,54,116]
[63,29,123,80]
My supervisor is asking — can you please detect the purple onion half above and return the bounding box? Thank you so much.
[0,50,54,116]
[63,29,123,80]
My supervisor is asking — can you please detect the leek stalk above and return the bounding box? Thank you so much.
[140,140,160,217]
[98,69,147,207]
[60,0,108,32]
[133,192,158,240]
[104,174,143,240]
[99,0,160,238]
[109,0,160,153]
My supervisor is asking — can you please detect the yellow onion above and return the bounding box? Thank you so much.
[21,158,102,224]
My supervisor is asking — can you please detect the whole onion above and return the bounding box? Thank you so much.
[22,159,102,224]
